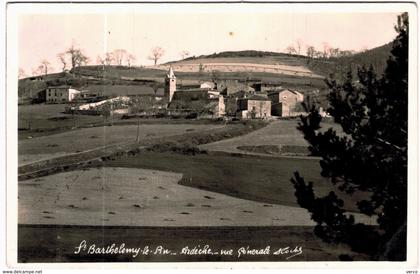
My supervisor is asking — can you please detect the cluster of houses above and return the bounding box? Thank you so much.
[164,67,306,119]
[39,66,312,119]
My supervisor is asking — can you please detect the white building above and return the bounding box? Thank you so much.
[164,67,177,102]
[46,86,81,103]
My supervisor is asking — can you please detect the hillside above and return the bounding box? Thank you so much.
[167,44,393,81]
[308,43,393,81]
[18,43,392,102]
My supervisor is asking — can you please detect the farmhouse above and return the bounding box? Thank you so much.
[216,80,254,96]
[237,94,271,119]
[268,89,305,117]
[46,86,81,103]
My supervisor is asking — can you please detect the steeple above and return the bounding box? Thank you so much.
[167,66,176,79]
[164,66,177,102]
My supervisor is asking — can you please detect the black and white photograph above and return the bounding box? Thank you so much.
[1,1,419,271]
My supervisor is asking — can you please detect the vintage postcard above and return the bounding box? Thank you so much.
[3,0,419,271]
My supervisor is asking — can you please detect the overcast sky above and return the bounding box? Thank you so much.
[18,11,401,75]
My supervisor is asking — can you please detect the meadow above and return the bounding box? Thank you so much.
[104,151,370,213]
[18,123,227,166]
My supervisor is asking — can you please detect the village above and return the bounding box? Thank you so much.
[32,66,328,121]
[12,6,410,264]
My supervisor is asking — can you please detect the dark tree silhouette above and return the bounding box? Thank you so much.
[291,13,408,260]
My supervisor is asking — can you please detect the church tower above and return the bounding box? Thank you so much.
[164,66,176,102]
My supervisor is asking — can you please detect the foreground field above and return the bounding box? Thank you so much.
[106,152,373,214]
[19,167,318,226]
[19,166,374,226]
[18,123,227,166]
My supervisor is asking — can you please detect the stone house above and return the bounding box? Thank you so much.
[268,89,305,117]
[216,80,254,96]
[46,86,81,103]
[237,95,271,119]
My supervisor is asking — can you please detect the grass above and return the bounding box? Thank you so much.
[105,152,368,212]
[18,104,104,139]
[18,123,227,166]
[19,167,317,227]
[172,56,307,66]
[87,84,164,96]
[200,119,344,155]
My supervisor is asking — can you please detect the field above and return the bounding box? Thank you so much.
[200,119,343,156]
[154,62,321,79]
[171,56,307,66]
[18,104,105,138]
[104,152,372,214]
[87,84,164,96]
[18,166,374,262]
[18,123,227,166]
[19,167,318,227]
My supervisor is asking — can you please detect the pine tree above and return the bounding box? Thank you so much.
[291,12,408,260]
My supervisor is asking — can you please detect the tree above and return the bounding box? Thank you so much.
[75,52,89,67]
[321,42,330,59]
[57,53,67,71]
[291,13,408,260]
[96,55,106,66]
[113,49,127,65]
[148,47,165,65]
[126,54,136,67]
[306,46,315,58]
[180,50,190,60]
[104,52,115,66]
[306,46,316,64]
[295,39,303,55]
[64,43,89,69]
[39,59,52,76]
[285,45,297,55]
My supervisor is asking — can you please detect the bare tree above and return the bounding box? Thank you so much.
[285,45,297,55]
[39,59,52,76]
[306,46,316,59]
[148,47,165,66]
[75,51,89,67]
[64,43,89,69]
[105,52,115,66]
[57,53,67,71]
[295,39,303,55]
[180,50,190,60]
[96,55,106,66]
[314,50,323,59]
[18,68,26,79]
[328,47,341,58]
[113,49,127,65]
[126,54,136,67]
[321,42,330,59]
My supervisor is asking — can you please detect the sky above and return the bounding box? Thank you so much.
[18,10,401,75]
